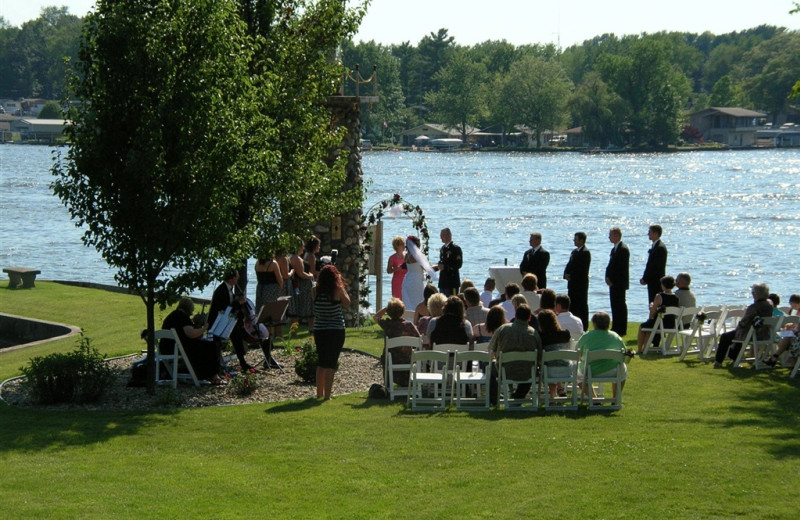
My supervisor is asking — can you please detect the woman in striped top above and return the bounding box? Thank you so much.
[313,264,351,400]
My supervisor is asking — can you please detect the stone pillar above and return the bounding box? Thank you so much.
[324,95,377,326]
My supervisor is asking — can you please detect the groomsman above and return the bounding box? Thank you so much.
[640,224,668,305]
[435,227,463,296]
[519,232,550,289]
[563,232,591,330]
[605,227,630,337]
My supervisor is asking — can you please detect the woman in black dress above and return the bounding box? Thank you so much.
[637,276,680,353]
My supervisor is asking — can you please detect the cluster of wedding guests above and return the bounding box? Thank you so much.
[375,275,627,403]
[161,234,351,400]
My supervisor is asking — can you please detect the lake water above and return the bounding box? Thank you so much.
[2,144,799,320]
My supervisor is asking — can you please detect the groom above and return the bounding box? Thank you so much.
[435,227,463,296]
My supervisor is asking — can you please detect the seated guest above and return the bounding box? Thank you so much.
[500,283,521,322]
[675,272,697,327]
[520,273,541,311]
[161,297,225,384]
[536,289,557,315]
[375,298,421,339]
[713,282,774,369]
[480,278,496,308]
[489,304,541,403]
[788,294,800,316]
[464,287,489,328]
[429,296,473,347]
[413,284,438,326]
[538,309,573,398]
[555,294,584,343]
[763,302,800,366]
[459,279,476,295]
[418,292,447,347]
[637,276,679,353]
[375,298,421,387]
[473,305,507,343]
[769,293,785,317]
[577,311,627,397]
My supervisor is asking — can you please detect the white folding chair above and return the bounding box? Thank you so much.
[721,307,745,334]
[384,336,421,401]
[452,351,492,411]
[407,350,449,412]
[541,350,579,411]
[473,341,491,353]
[678,306,722,361]
[643,306,683,355]
[154,328,200,388]
[731,316,783,369]
[581,350,625,410]
[497,351,538,411]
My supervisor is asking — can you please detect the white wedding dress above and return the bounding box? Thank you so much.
[401,260,425,310]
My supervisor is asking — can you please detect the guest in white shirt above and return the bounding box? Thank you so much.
[555,294,584,344]
[520,273,541,311]
[500,283,522,322]
[480,277,496,309]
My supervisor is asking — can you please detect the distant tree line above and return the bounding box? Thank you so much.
[342,26,800,147]
[2,7,800,147]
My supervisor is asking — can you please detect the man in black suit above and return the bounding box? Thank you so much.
[208,270,255,372]
[519,232,550,289]
[605,227,630,337]
[435,227,463,296]
[563,231,591,330]
[640,224,668,305]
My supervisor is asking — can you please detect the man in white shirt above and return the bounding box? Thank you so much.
[480,277,496,308]
[555,294,584,344]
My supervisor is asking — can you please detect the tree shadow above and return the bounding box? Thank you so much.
[0,404,180,454]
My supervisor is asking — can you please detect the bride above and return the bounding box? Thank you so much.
[401,235,436,310]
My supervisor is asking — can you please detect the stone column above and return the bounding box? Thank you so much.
[324,95,377,326]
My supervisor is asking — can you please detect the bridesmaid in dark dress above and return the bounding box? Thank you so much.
[255,253,284,337]
[288,237,315,329]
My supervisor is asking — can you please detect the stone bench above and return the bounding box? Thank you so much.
[3,267,42,289]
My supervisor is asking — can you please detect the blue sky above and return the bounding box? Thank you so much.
[4,0,799,48]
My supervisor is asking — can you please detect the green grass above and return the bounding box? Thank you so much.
[2,282,799,519]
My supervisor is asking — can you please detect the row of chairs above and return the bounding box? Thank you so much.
[384,337,625,412]
[643,304,800,374]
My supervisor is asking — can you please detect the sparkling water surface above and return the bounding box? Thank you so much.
[2,144,799,321]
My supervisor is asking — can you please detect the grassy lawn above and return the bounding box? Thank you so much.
[1,282,798,519]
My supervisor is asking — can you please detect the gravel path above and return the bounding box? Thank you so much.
[1,348,384,411]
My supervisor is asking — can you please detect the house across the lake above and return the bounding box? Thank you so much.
[689,107,766,147]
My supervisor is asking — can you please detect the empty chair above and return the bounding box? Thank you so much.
[541,349,579,411]
[581,350,625,410]
[154,328,200,388]
[452,351,492,411]
[384,336,421,401]
[407,350,449,412]
[497,351,538,411]
[678,306,723,361]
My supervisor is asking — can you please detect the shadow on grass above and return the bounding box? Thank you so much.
[673,360,800,460]
[264,396,324,414]
[0,403,179,454]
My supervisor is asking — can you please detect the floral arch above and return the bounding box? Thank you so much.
[358,194,429,310]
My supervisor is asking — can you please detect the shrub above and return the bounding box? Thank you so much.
[294,339,318,383]
[20,334,114,405]
[227,366,259,396]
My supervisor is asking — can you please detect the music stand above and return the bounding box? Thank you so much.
[257,296,291,372]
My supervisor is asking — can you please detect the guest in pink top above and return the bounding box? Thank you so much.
[387,236,407,299]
